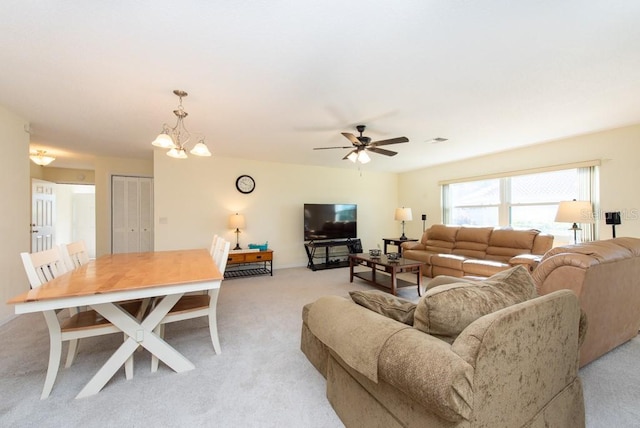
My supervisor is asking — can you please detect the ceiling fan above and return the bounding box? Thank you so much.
[313,125,409,163]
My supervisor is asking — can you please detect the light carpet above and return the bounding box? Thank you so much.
[1,267,638,427]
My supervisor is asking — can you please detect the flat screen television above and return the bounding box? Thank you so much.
[304,203,357,241]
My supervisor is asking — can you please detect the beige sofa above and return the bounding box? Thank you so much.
[301,267,585,427]
[402,224,553,278]
[532,237,640,367]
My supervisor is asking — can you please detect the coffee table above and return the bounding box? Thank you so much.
[349,253,424,296]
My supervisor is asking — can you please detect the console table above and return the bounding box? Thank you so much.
[225,249,273,278]
[382,238,418,255]
[304,239,362,271]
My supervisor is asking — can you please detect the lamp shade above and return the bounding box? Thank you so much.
[357,150,371,164]
[151,132,176,149]
[190,140,212,157]
[229,213,246,229]
[394,207,413,221]
[555,200,594,224]
[167,147,188,159]
[30,150,55,166]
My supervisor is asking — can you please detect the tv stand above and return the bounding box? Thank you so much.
[304,239,362,271]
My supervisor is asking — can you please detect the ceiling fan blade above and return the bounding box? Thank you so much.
[313,146,354,150]
[341,132,362,146]
[367,147,397,157]
[369,136,409,147]
[342,150,357,160]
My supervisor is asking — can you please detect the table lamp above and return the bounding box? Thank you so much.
[394,207,412,240]
[555,199,594,244]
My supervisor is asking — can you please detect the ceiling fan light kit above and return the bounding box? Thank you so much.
[314,124,409,164]
[151,90,212,159]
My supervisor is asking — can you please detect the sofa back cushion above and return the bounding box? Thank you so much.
[485,229,539,262]
[531,233,554,255]
[413,266,537,341]
[452,226,493,259]
[425,224,460,254]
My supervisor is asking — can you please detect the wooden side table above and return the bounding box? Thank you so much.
[382,238,418,255]
[225,249,273,278]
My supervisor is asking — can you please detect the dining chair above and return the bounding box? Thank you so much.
[209,234,220,256]
[61,240,90,270]
[21,246,141,399]
[151,240,231,372]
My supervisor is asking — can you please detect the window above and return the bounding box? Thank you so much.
[442,166,598,244]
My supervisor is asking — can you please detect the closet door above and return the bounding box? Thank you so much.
[138,177,153,252]
[112,176,153,253]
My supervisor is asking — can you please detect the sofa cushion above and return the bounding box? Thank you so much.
[462,259,510,277]
[425,224,459,253]
[413,266,537,341]
[349,290,417,325]
[452,227,492,259]
[486,229,539,262]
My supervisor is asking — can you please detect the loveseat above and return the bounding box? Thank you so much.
[532,237,640,367]
[401,224,553,278]
[301,267,585,427]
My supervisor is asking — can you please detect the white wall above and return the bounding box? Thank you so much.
[154,151,400,268]
[55,184,96,258]
[0,106,30,322]
[398,124,640,240]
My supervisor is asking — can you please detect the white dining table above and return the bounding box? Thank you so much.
[8,249,223,399]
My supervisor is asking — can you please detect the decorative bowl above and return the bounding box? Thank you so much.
[369,249,381,258]
[386,252,400,261]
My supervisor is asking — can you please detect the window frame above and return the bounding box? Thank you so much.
[441,163,599,244]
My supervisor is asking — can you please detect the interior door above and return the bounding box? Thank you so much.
[31,179,56,252]
[112,175,153,253]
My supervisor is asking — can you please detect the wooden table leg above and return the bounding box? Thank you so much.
[349,257,354,283]
[390,268,397,295]
[417,265,423,297]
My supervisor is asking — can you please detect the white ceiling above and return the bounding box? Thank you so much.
[3,1,640,173]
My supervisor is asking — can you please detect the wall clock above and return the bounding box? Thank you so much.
[236,175,255,194]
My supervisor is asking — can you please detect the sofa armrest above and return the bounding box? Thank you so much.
[401,241,425,250]
[451,290,582,426]
[378,328,474,422]
[531,253,595,296]
[509,254,542,272]
[307,296,409,383]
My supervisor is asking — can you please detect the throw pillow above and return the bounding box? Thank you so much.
[349,290,417,325]
[413,265,537,340]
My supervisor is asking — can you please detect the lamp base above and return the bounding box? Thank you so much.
[399,221,407,240]
[234,228,242,250]
[570,223,581,245]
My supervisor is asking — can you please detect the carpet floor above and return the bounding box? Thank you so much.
[1,266,638,427]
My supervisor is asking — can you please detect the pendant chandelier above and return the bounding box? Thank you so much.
[151,90,212,159]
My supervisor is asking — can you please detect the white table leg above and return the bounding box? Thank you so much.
[76,294,195,398]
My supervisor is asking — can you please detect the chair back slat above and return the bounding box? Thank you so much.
[216,241,231,274]
[63,240,90,269]
[21,246,69,288]
[209,234,220,257]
